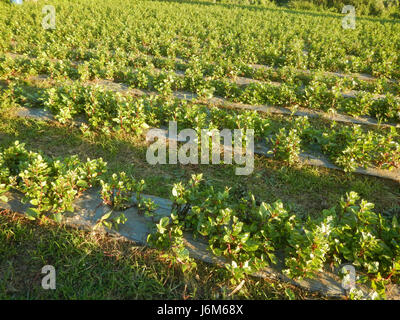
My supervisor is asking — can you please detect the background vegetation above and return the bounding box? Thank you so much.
[191,0,400,18]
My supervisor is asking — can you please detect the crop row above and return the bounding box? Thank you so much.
[0,142,398,299]
[1,0,400,79]
[2,54,400,123]
[151,173,400,299]
[2,82,399,173]
[5,42,400,97]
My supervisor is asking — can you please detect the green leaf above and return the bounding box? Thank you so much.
[103,221,112,229]
[77,180,89,188]
[30,199,39,206]
[100,211,112,221]
[160,216,170,228]
[26,208,40,220]
[244,239,259,252]
[392,216,399,229]
[367,261,379,274]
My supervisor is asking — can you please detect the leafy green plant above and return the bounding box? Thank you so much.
[148,175,400,296]
[269,128,301,165]
[101,172,139,210]
[94,211,128,231]
[100,172,157,215]
[317,124,400,172]
[147,214,197,273]
[0,141,106,221]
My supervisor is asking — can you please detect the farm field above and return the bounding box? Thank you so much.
[0,0,400,301]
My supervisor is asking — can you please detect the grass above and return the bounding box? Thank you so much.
[0,209,323,300]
